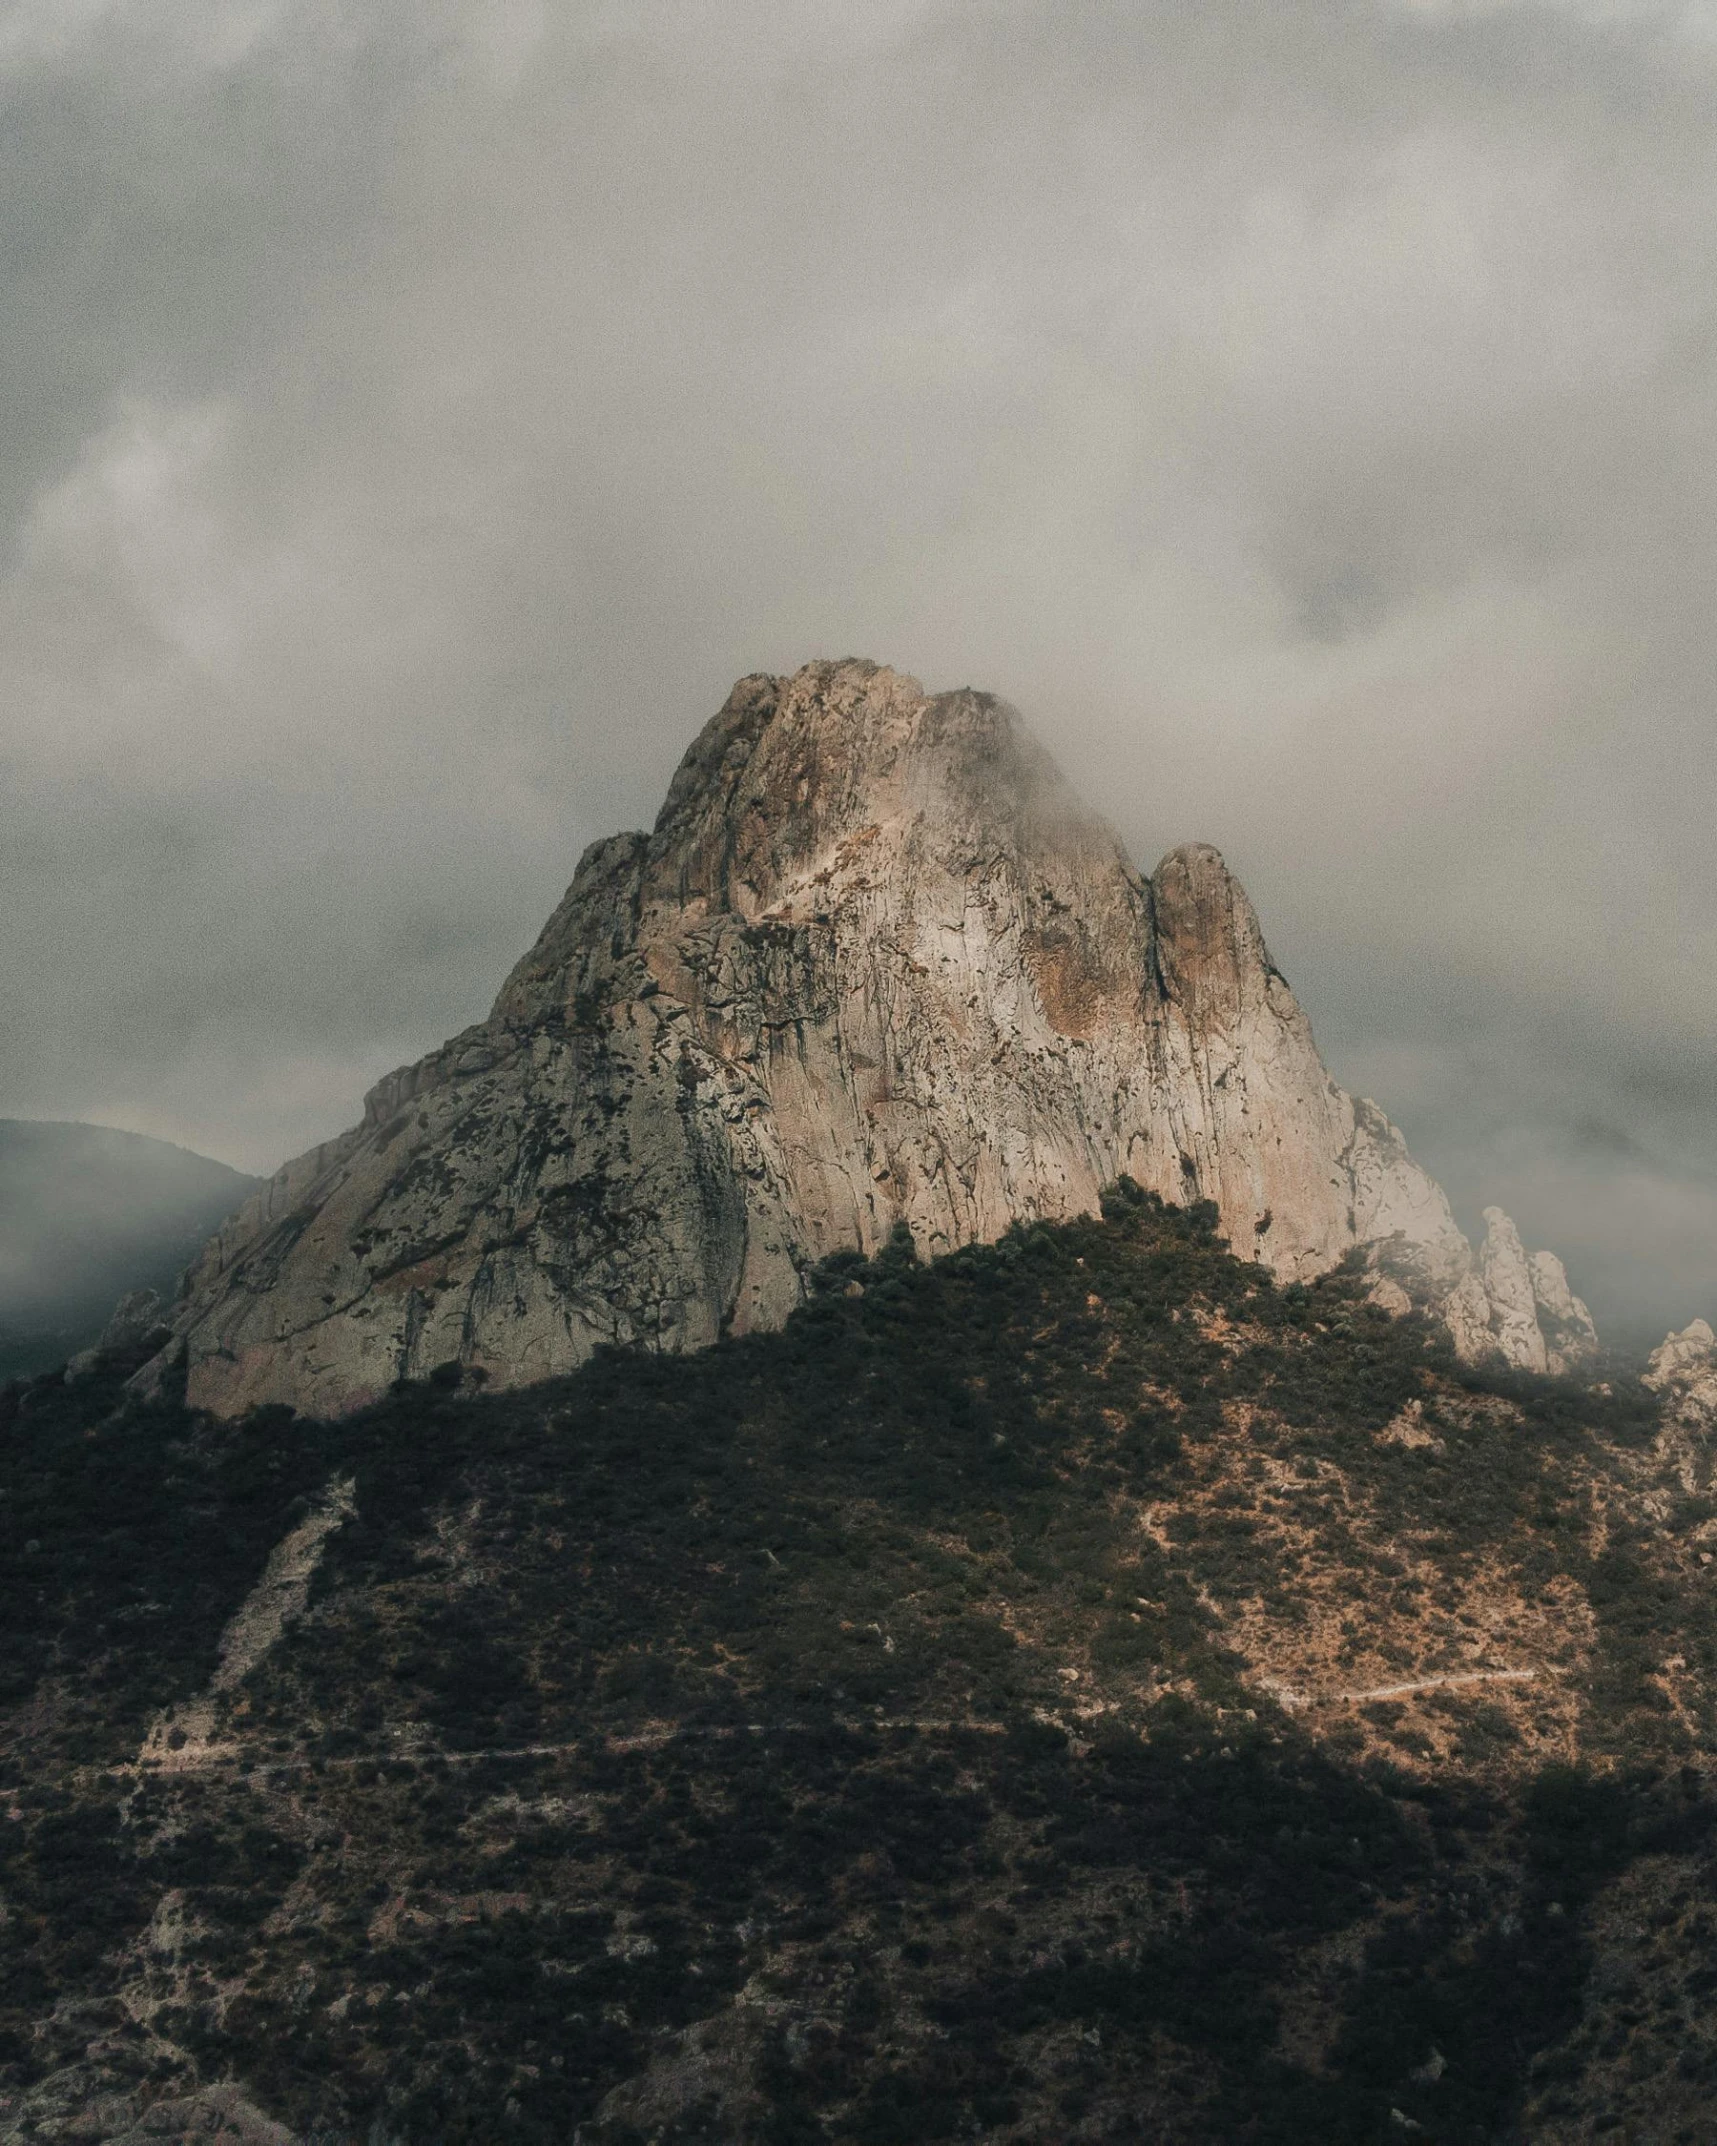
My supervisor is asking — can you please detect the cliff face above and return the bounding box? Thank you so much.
[152,661,1594,1418]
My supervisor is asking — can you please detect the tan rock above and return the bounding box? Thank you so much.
[1481,1207,1550,1374]
[143,660,1589,1418]
[1529,1248,1601,1376]
[1643,1318,1717,1492]
[1645,1317,1717,1394]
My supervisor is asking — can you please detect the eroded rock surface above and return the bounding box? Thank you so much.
[1527,1247,1602,1376]
[1481,1207,1549,1375]
[148,660,1594,1417]
[1645,1317,1717,1489]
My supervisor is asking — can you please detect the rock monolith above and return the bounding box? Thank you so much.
[144,661,1594,1417]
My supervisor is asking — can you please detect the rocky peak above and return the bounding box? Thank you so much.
[1151,842,1289,1029]
[1480,1208,1549,1375]
[145,660,1599,1419]
[1643,1318,1717,1491]
[1650,1317,1717,1383]
[1472,1208,1601,1379]
[1526,1246,1601,1377]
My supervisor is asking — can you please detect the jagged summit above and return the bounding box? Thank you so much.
[147,660,1595,1418]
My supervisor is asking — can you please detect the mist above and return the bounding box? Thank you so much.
[0,1120,256,1376]
[2,0,1714,1348]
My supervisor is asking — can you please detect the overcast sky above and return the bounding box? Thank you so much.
[2,0,1714,1347]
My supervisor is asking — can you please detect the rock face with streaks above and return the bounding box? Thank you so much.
[1466,1209,1602,1379]
[1525,1246,1602,1377]
[1480,1207,1550,1375]
[146,660,1596,1418]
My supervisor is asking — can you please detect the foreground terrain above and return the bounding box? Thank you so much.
[2,1191,1715,2142]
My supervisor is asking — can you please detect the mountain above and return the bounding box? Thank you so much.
[1,1190,1712,2143]
[9,659,1682,2142]
[142,660,1595,1420]
[0,1122,258,1383]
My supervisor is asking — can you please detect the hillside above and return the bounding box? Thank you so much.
[0,1122,257,1383]
[3,1190,1713,2143]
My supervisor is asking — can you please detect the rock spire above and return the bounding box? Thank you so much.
[1644,1318,1717,1490]
[143,660,1596,1418]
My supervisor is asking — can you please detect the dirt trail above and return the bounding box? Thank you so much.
[1338,1667,1538,1703]
[119,1674,1544,1783]
[1265,1667,1541,1711]
[123,1716,1012,1780]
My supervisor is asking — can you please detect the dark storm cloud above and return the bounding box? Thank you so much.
[3,0,1715,1345]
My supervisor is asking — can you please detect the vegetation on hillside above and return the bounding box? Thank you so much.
[2,1189,1714,2142]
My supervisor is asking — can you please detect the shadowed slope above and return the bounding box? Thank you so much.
[1,1193,1708,2141]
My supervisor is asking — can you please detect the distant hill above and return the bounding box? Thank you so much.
[0,1121,258,1381]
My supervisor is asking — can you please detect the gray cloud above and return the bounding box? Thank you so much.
[2,0,1715,1348]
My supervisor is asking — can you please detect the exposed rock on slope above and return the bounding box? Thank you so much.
[1644,1317,1717,1488]
[149,661,1592,1418]
[1648,1316,1717,1399]
[1465,1206,1601,1378]
[1524,1240,1602,1376]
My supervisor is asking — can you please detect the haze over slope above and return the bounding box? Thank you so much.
[0,1122,256,1380]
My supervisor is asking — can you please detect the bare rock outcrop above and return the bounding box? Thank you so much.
[145,660,1595,1419]
[1647,1317,1717,1396]
[1468,1209,1601,1376]
[1480,1207,1549,1375]
[63,1286,172,1385]
[1644,1318,1717,1490]
[1527,1248,1601,1376]
[1362,1195,1595,1377]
